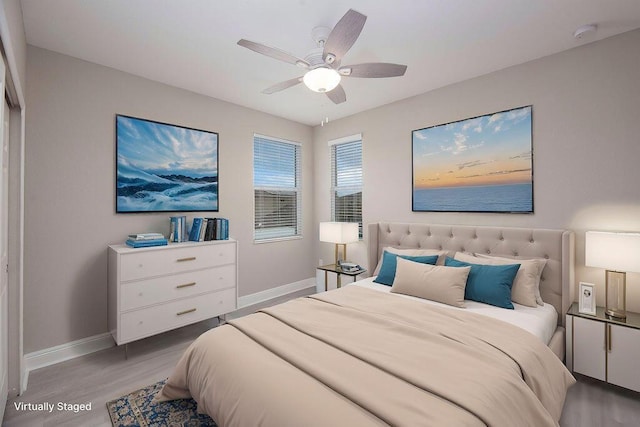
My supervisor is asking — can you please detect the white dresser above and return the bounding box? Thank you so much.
[108,239,237,345]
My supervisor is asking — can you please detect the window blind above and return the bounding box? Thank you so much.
[331,138,362,237]
[254,134,302,241]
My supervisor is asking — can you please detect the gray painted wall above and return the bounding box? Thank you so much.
[23,28,640,353]
[313,29,640,311]
[25,46,314,353]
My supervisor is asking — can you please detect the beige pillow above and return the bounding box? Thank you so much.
[373,247,447,275]
[391,257,470,308]
[476,253,547,306]
[453,252,544,307]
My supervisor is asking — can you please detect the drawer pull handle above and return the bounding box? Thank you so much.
[176,282,196,289]
[177,308,197,316]
[177,257,196,262]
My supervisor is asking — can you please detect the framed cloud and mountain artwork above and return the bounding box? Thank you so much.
[116,115,219,213]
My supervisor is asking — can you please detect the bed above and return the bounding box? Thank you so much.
[366,222,575,359]
[157,223,576,426]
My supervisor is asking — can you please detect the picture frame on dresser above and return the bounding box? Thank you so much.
[579,281,596,315]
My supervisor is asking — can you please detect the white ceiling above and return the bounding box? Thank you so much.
[20,0,640,126]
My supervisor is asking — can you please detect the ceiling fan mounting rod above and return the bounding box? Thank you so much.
[311,26,331,46]
[311,26,337,65]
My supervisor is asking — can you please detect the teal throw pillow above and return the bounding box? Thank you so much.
[444,257,520,309]
[373,251,439,286]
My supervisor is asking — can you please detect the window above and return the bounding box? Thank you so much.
[330,134,363,238]
[254,134,302,241]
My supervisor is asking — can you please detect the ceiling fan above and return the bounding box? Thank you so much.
[237,9,407,104]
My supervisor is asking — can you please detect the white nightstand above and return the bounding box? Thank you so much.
[566,302,640,392]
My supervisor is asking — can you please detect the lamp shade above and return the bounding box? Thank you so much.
[585,231,640,273]
[319,222,359,244]
[303,67,341,93]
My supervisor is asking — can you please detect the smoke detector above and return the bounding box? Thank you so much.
[574,24,597,39]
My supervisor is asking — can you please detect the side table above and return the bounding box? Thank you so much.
[317,264,366,291]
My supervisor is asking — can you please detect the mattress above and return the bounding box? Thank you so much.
[353,276,558,345]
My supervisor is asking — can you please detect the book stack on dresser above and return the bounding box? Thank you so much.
[125,233,168,248]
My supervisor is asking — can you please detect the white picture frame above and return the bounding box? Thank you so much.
[579,282,596,315]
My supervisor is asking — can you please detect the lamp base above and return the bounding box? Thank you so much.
[605,308,627,320]
[334,243,347,266]
[605,270,627,321]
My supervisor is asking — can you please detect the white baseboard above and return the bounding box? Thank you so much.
[238,277,316,308]
[20,280,315,391]
[24,332,115,375]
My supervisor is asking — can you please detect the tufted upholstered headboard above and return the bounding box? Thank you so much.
[368,223,575,326]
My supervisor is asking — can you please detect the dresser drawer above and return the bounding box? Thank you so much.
[120,264,236,311]
[119,288,236,344]
[119,242,236,282]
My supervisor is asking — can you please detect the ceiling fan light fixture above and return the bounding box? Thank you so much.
[303,67,341,93]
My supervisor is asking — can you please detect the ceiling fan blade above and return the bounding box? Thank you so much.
[238,39,309,68]
[323,9,367,64]
[325,84,346,104]
[262,77,303,94]
[339,63,407,78]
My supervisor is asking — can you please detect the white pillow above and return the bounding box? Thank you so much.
[373,247,447,275]
[391,258,470,308]
[475,253,547,306]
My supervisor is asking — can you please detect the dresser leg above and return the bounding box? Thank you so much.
[124,343,128,360]
[218,314,227,326]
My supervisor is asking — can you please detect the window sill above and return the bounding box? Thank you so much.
[254,235,303,244]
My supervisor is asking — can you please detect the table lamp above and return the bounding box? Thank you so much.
[319,222,359,266]
[585,231,640,320]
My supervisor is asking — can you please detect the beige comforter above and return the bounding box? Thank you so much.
[157,286,575,426]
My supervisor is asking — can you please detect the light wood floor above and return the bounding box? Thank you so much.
[3,319,214,427]
[4,289,640,426]
[560,374,640,427]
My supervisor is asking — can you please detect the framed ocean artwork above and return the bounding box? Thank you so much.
[116,115,219,213]
[412,106,533,213]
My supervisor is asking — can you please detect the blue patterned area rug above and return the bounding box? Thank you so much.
[107,378,217,426]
